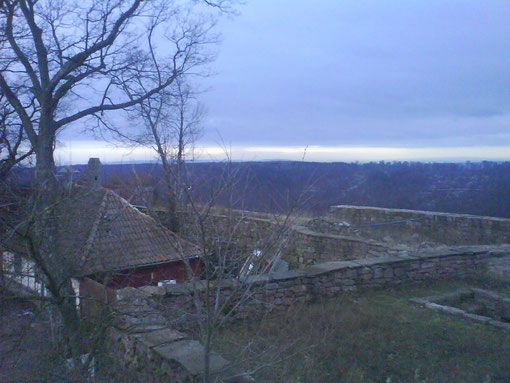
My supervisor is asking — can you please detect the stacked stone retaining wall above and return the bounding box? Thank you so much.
[148,205,510,269]
[113,244,509,379]
[152,245,510,319]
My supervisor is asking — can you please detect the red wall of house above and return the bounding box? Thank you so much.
[105,258,201,289]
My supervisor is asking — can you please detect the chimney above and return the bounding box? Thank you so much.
[87,158,101,188]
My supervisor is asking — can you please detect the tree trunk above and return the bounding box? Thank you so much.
[58,286,83,357]
[34,131,58,197]
[161,157,180,233]
[31,126,84,360]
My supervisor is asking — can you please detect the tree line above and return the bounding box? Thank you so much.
[95,160,510,219]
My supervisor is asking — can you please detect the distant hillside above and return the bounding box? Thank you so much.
[96,161,510,218]
[6,161,509,218]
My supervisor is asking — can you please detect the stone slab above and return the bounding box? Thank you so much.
[243,274,271,284]
[488,320,510,330]
[394,253,422,260]
[117,322,169,333]
[369,255,410,265]
[441,247,470,257]
[134,328,187,347]
[452,246,487,255]
[349,258,383,267]
[304,261,358,276]
[153,340,229,376]
[269,269,306,281]
[461,312,491,323]
[424,302,465,316]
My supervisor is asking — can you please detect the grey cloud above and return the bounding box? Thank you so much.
[199,0,510,149]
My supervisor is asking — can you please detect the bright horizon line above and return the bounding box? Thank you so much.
[54,141,510,165]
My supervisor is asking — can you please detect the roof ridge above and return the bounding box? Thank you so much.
[113,190,164,220]
[111,190,178,237]
[107,190,196,257]
[80,188,109,267]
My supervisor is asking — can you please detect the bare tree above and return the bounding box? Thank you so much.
[150,158,311,382]
[0,0,230,375]
[0,187,107,371]
[133,78,204,232]
[0,0,221,193]
[0,93,33,180]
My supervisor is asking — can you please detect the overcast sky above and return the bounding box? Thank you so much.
[58,0,510,163]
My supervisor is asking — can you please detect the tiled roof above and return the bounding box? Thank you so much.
[3,186,201,276]
[82,189,200,274]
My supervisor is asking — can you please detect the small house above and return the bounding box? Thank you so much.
[1,159,201,306]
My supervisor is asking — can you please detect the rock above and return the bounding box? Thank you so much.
[138,285,166,296]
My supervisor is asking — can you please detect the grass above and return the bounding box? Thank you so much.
[215,276,510,382]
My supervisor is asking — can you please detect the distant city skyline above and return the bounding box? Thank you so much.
[59,0,510,163]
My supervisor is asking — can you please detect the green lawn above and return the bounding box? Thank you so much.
[216,277,510,382]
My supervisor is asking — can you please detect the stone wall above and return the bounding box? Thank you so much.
[148,205,510,269]
[108,288,251,382]
[196,212,395,268]
[324,205,510,246]
[409,288,510,331]
[113,244,509,379]
[286,226,393,267]
[107,327,194,383]
[154,244,510,319]
[178,208,394,268]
